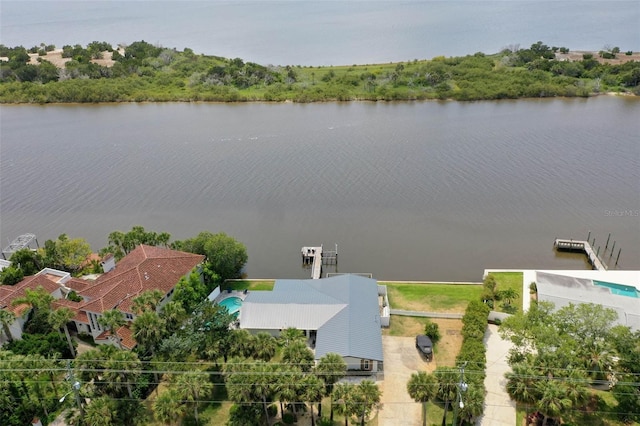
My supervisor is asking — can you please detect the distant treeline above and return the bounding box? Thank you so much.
[1,40,639,103]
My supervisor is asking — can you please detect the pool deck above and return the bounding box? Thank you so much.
[214,289,250,304]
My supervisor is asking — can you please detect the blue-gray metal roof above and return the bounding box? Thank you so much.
[240,274,383,361]
[536,271,640,331]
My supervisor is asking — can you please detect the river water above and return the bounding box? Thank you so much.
[1,98,639,280]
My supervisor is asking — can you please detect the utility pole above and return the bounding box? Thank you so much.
[452,362,468,426]
[60,361,84,417]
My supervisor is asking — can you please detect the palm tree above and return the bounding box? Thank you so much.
[283,340,315,372]
[458,381,485,425]
[315,352,347,421]
[132,311,164,355]
[563,368,589,409]
[279,327,306,346]
[354,380,381,426]
[252,332,277,361]
[83,396,116,426]
[153,388,186,425]
[159,300,186,335]
[407,371,439,426]
[582,343,615,381]
[49,306,76,357]
[435,367,458,426]
[175,371,213,425]
[0,309,16,343]
[505,363,538,414]
[499,287,519,307]
[535,378,572,426]
[131,289,164,315]
[302,374,324,426]
[229,329,254,358]
[274,367,303,419]
[98,309,125,349]
[104,349,141,399]
[333,382,355,426]
[252,362,277,425]
[12,286,54,333]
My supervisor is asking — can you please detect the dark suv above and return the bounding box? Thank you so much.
[415,335,433,361]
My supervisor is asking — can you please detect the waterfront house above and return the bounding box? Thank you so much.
[240,274,385,373]
[0,245,204,348]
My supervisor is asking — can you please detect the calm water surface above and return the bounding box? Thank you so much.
[1,97,638,280]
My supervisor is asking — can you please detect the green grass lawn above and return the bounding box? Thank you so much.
[221,279,275,291]
[381,282,483,313]
[486,272,523,314]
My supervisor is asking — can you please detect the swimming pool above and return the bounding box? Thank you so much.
[594,281,640,298]
[218,296,243,315]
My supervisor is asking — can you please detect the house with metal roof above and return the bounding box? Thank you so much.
[535,270,640,331]
[239,274,385,373]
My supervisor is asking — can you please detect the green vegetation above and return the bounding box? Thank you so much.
[221,280,275,291]
[1,40,638,103]
[482,272,524,314]
[500,302,640,425]
[382,282,483,312]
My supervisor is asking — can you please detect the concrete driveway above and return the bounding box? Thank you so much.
[378,336,433,426]
[478,324,516,426]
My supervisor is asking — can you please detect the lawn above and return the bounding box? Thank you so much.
[381,282,483,313]
[486,272,524,314]
[221,279,275,291]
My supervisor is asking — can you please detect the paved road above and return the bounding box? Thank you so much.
[378,336,432,426]
[478,325,516,426]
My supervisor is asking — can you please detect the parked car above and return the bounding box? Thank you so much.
[415,335,433,361]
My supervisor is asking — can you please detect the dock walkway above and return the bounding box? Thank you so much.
[301,246,323,279]
[554,238,607,270]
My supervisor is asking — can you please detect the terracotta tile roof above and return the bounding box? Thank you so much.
[0,275,61,315]
[52,299,89,324]
[66,278,91,291]
[117,325,137,350]
[78,245,203,315]
[95,325,137,349]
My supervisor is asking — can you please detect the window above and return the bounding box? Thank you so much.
[361,359,371,371]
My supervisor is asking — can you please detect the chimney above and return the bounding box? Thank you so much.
[100,254,116,273]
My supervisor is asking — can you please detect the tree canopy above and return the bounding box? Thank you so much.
[176,231,247,282]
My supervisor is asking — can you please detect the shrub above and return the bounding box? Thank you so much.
[282,412,296,424]
[529,282,537,293]
[424,319,441,344]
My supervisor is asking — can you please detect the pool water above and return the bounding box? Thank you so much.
[594,280,640,298]
[218,296,243,315]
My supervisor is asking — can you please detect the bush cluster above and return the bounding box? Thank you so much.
[457,300,489,383]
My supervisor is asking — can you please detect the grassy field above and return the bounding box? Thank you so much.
[382,282,483,313]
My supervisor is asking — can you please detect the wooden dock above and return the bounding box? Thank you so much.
[554,238,607,270]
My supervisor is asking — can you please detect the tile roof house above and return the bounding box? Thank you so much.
[1,245,204,348]
[240,274,385,374]
[0,274,65,342]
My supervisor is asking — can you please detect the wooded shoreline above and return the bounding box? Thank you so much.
[1,41,639,103]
